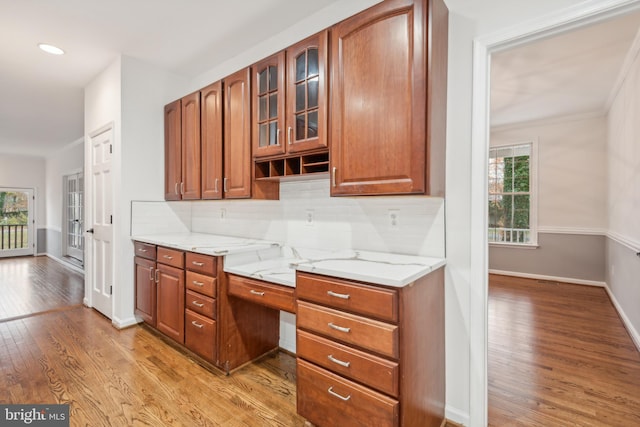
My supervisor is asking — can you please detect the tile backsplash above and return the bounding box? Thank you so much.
[131,178,445,258]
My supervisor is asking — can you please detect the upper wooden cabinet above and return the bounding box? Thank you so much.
[201,81,224,200]
[252,30,329,159]
[329,0,448,196]
[164,92,202,200]
[224,67,252,199]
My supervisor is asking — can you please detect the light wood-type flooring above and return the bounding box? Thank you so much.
[2,257,639,426]
[489,274,640,426]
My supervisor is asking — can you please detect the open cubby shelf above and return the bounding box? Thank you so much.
[255,151,329,180]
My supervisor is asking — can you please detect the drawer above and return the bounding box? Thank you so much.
[186,290,216,319]
[185,310,217,362]
[297,301,398,359]
[297,329,399,397]
[157,246,184,269]
[186,271,217,298]
[186,252,217,276]
[134,241,156,260]
[296,272,398,323]
[297,359,398,427]
[228,274,296,313]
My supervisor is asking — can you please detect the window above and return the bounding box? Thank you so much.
[488,142,535,245]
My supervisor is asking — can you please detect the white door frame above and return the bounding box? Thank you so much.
[84,123,115,318]
[0,187,35,257]
[469,1,640,425]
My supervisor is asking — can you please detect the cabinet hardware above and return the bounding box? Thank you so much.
[155,269,159,283]
[163,255,173,260]
[277,128,281,145]
[327,290,350,300]
[192,280,204,287]
[223,177,228,193]
[328,322,350,333]
[214,178,219,193]
[138,248,147,252]
[250,290,265,296]
[192,261,205,267]
[287,126,292,145]
[191,321,204,329]
[148,266,154,281]
[331,167,337,187]
[327,354,351,368]
[180,182,185,195]
[327,386,351,401]
[192,301,204,308]
[174,182,179,195]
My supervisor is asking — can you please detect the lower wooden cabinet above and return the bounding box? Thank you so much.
[296,269,445,427]
[134,256,156,325]
[185,309,217,361]
[156,262,185,344]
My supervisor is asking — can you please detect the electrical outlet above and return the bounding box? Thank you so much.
[388,209,399,228]
[220,208,226,221]
[305,209,314,226]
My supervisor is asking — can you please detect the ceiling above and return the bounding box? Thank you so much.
[1,1,639,157]
[0,0,344,157]
[491,10,640,128]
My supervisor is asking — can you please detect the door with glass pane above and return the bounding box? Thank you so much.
[252,51,286,158]
[286,30,328,153]
[64,173,84,262]
[0,188,34,258]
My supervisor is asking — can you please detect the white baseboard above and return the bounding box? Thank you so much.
[42,253,85,275]
[445,405,470,426]
[489,269,606,287]
[112,316,141,329]
[603,284,640,353]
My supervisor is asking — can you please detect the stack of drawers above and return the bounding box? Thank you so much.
[296,272,401,427]
[184,252,218,362]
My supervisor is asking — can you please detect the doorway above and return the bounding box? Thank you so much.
[0,188,34,258]
[63,172,84,264]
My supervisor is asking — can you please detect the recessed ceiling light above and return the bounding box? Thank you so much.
[38,43,65,55]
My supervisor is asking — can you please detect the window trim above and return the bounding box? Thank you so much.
[488,139,538,247]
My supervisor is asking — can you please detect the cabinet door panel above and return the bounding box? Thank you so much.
[134,256,156,326]
[201,81,223,200]
[224,68,252,199]
[253,52,286,158]
[156,263,185,344]
[330,0,426,195]
[164,99,182,200]
[286,30,328,154]
[181,91,201,200]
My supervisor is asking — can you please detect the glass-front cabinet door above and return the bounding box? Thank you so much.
[252,51,286,158]
[286,30,328,154]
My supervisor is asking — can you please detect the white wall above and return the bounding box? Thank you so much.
[44,139,84,261]
[491,114,607,231]
[606,36,640,348]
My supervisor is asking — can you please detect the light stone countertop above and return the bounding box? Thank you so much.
[132,233,445,288]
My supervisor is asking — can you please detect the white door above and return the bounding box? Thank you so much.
[0,188,35,258]
[87,126,113,318]
[64,173,84,262]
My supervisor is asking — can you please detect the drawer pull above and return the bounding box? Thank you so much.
[327,386,351,402]
[148,266,154,281]
[328,322,351,333]
[327,290,350,300]
[192,281,205,287]
[192,261,205,267]
[327,354,351,368]
[191,321,204,329]
[250,290,265,296]
[138,248,147,252]
[163,255,173,260]
[192,301,204,308]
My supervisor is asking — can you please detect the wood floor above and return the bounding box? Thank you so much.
[3,257,639,426]
[489,274,640,426]
[0,255,84,322]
